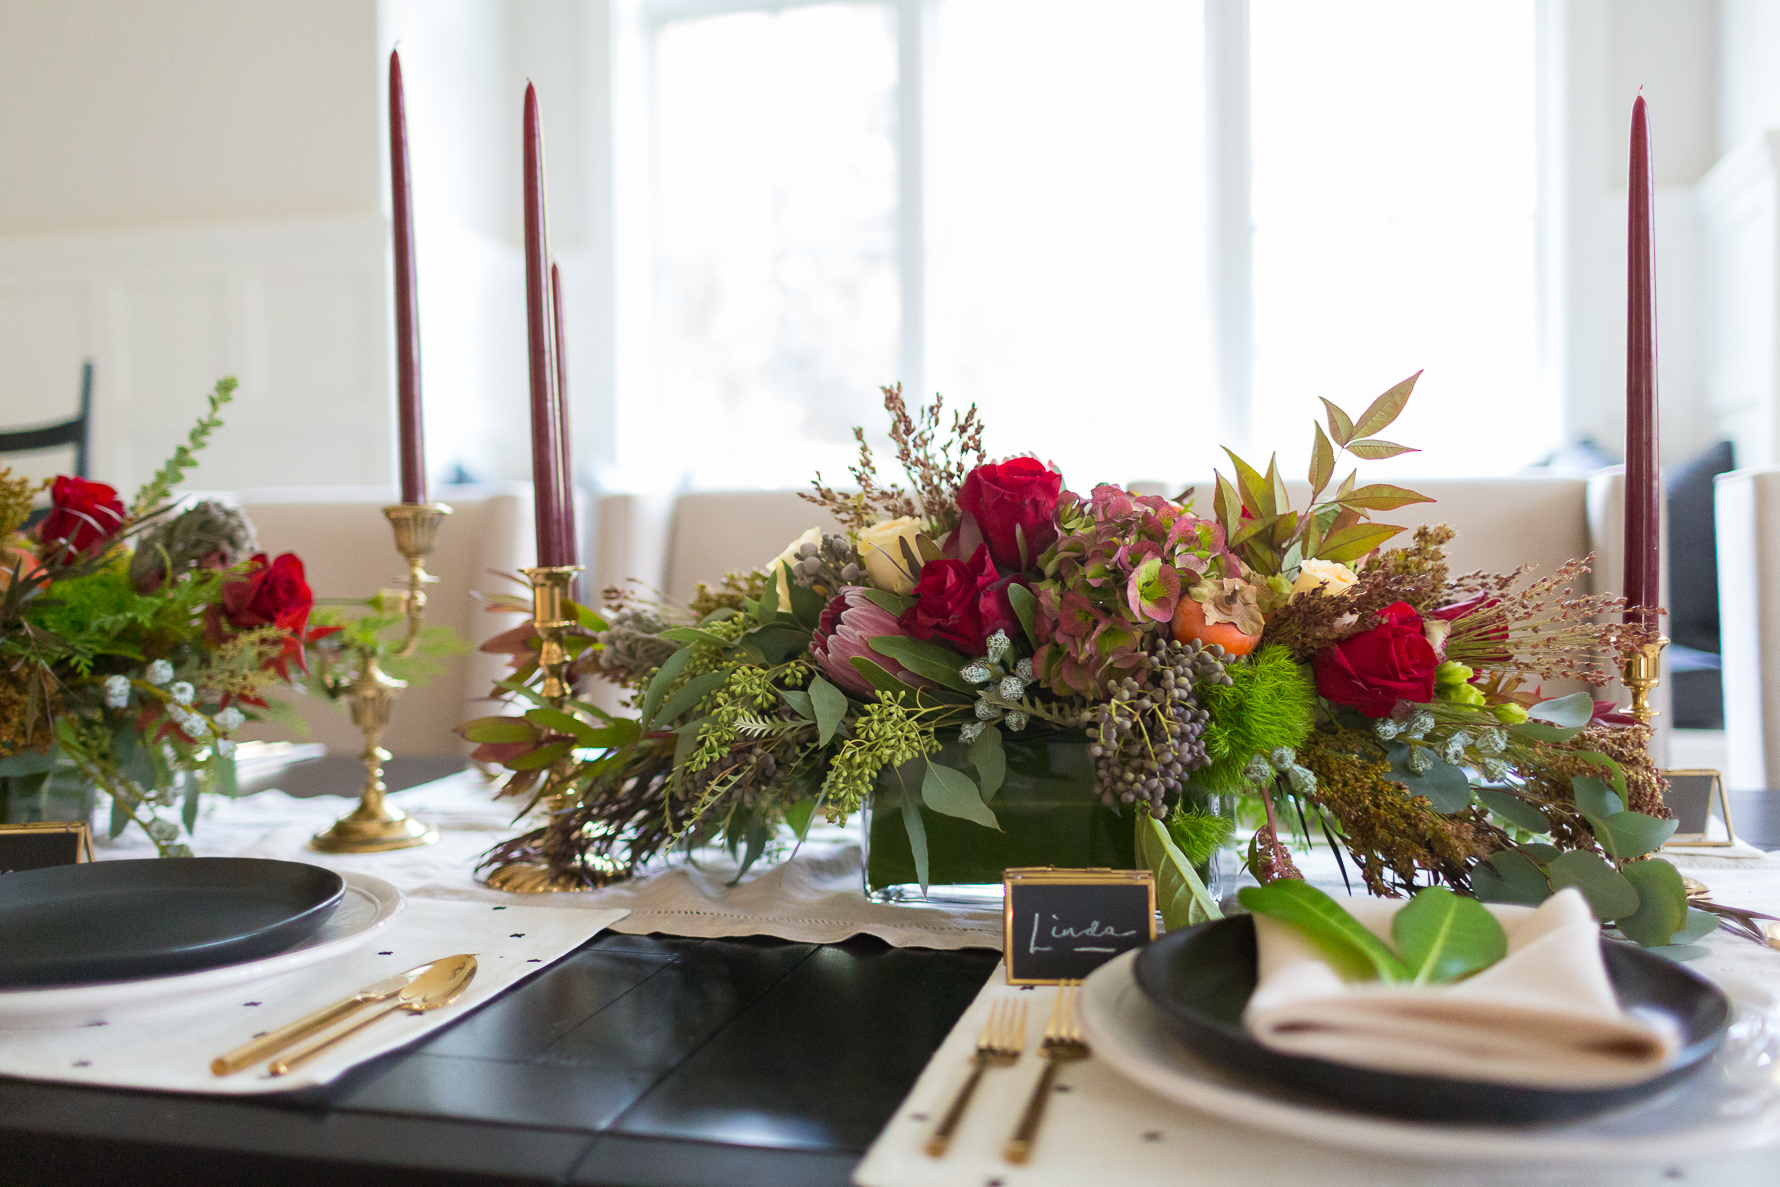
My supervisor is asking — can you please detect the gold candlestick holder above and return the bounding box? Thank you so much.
[310,503,452,854]
[481,565,623,892]
[1621,635,1667,727]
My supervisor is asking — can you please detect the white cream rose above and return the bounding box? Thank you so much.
[765,527,824,606]
[1291,557,1359,599]
[855,516,924,595]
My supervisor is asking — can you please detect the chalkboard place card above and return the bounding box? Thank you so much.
[0,821,93,875]
[1661,769,1735,847]
[1003,867,1156,985]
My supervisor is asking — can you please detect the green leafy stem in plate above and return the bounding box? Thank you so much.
[1238,881,1507,986]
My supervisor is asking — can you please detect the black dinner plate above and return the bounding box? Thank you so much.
[0,858,345,988]
[1132,914,1731,1125]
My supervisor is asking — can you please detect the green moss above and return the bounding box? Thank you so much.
[1194,644,1316,794]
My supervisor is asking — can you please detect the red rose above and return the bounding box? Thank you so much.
[957,457,1062,572]
[38,476,126,560]
[213,553,329,680]
[1312,601,1438,717]
[221,553,315,633]
[898,544,1019,657]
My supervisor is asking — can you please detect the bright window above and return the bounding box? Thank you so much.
[627,0,1547,491]
[1249,0,1544,476]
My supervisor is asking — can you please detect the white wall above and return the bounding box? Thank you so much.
[0,0,393,494]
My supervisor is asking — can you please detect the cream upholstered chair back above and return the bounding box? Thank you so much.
[593,475,1616,605]
[1715,467,1780,790]
[228,483,537,757]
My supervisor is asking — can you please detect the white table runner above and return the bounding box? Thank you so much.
[0,898,626,1095]
[97,770,1006,950]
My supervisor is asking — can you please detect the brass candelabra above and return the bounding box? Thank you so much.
[309,503,451,854]
[1621,636,1667,728]
[480,565,623,892]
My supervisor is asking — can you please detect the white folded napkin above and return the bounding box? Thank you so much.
[1242,888,1681,1088]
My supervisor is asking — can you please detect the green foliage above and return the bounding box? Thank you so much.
[1239,881,1409,982]
[1390,886,1507,986]
[821,692,938,820]
[1241,882,1506,986]
[132,377,236,516]
[1166,806,1235,868]
[1138,812,1221,930]
[25,555,229,674]
[1196,645,1316,793]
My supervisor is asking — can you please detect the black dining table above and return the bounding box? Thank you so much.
[4,762,1775,1186]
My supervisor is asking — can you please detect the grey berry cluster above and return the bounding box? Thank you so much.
[787,534,864,591]
[1086,637,1230,814]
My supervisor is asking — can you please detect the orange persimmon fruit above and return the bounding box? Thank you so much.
[1171,597,1261,658]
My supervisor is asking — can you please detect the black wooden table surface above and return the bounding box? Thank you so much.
[0,932,1000,1187]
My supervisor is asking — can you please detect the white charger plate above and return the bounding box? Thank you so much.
[0,870,403,1029]
[1078,949,1780,1163]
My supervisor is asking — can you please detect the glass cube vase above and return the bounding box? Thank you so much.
[861,730,1138,905]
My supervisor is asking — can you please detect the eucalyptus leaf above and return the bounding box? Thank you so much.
[638,648,692,730]
[109,791,130,840]
[755,568,782,624]
[505,740,574,770]
[1472,786,1551,834]
[1616,858,1690,945]
[1391,886,1508,985]
[780,688,815,721]
[1593,811,1678,861]
[1385,743,1473,813]
[658,626,740,648]
[462,716,539,745]
[849,656,923,698]
[785,570,825,627]
[968,725,1005,800]
[1138,813,1221,931]
[1006,582,1040,649]
[1672,906,1722,945]
[182,783,200,832]
[1544,850,1641,920]
[900,777,930,893]
[1520,842,1562,865]
[1572,774,1624,820]
[869,636,979,694]
[921,762,999,830]
[748,624,813,666]
[1568,750,1628,800]
[1527,691,1594,730]
[858,588,915,616]
[652,672,727,728]
[1237,882,1409,983]
[1470,849,1552,906]
[784,797,817,842]
[807,673,848,747]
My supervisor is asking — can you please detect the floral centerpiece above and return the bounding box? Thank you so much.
[0,379,336,854]
[467,377,1730,949]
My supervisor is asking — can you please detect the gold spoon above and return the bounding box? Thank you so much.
[269,954,477,1076]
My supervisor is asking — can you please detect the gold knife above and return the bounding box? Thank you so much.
[211,958,451,1076]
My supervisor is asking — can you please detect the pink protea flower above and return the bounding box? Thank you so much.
[809,587,932,697]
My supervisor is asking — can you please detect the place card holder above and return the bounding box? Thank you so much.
[1660,769,1736,847]
[1003,867,1157,986]
[0,820,93,874]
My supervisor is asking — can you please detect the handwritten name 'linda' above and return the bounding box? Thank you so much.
[1028,913,1138,954]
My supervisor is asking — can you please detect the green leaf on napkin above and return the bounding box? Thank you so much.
[1391,886,1508,986]
[1238,882,1409,983]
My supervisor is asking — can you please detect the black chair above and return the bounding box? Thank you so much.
[0,359,93,477]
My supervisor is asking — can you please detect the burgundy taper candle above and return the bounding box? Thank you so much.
[390,49,426,505]
[548,260,577,569]
[1624,95,1659,626]
[523,84,575,568]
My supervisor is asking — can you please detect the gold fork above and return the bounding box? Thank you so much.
[926,998,1027,1156]
[1005,981,1088,1164]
